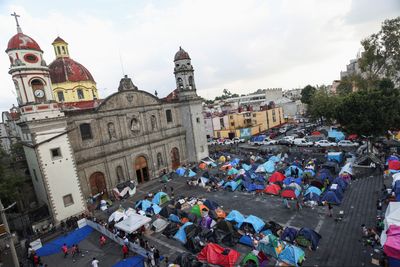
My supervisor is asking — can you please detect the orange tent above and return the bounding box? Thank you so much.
[199,162,207,170]
[215,208,226,219]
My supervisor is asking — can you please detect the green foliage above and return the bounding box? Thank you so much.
[0,148,25,206]
[301,85,317,104]
[308,89,340,124]
[359,17,400,86]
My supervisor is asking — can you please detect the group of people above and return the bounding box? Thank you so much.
[27,245,47,267]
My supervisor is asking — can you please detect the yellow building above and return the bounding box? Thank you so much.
[48,37,99,102]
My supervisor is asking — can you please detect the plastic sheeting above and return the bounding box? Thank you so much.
[241,215,265,233]
[115,214,152,234]
[225,210,245,228]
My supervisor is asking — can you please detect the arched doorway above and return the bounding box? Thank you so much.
[171,147,180,170]
[135,156,149,184]
[89,172,107,198]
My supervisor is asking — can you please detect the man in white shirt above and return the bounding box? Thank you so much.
[91,257,99,267]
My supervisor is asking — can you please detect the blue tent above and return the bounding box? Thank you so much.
[239,235,253,247]
[230,158,240,166]
[393,180,400,196]
[173,222,193,244]
[152,192,170,205]
[227,168,239,175]
[203,199,219,210]
[281,227,298,243]
[242,163,252,171]
[296,228,321,251]
[332,177,347,190]
[243,181,264,192]
[285,165,303,178]
[241,215,265,233]
[135,199,152,211]
[329,184,344,200]
[305,186,322,196]
[283,177,302,186]
[224,179,242,191]
[269,155,280,163]
[321,191,341,205]
[278,245,305,267]
[151,204,161,215]
[112,256,145,267]
[327,152,343,163]
[328,130,345,142]
[169,214,180,223]
[304,193,320,202]
[316,169,333,182]
[263,160,275,173]
[225,210,245,228]
[176,167,186,176]
[188,169,196,177]
[303,169,315,177]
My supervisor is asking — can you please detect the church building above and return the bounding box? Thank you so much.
[4,14,208,223]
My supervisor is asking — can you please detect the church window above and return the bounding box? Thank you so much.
[57,46,61,55]
[116,165,124,183]
[50,147,62,159]
[77,89,84,100]
[177,78,183,89]
[24,54,39,63]
[80,123,93,140]
[62,46,66,54]
[196,117,200,123]
[166,109,173,123]
[63,194,74,207]
[188,76,194,89]
[57,91,65,102]
[157,153,163,168]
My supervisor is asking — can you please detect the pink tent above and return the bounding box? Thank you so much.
[384,225,400,260]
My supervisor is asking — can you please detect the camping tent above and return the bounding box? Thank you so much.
[295,228,321,251]
[283,177,302,186]
[224,179,242,191]
[114,214,152,234]
[152,192,170,205]
[392,173,400,187]
[281,188,300,199]
[174,222,193,244]
[383,225,400,260]
[241,215,265,233]
[278,245,305,267]
[204,199,219,210]
[381,202,400,245]
[327,152,343,163]
[339,163,353,176]
[269,172,285,183]
[242,252,260,267]
[321,191,341,205]
[197,243,240,267]
[225,210,245,228]
[285,165,303,178]
[281,227,298,243]
[328,130,345,141]
[190,204,209,217]
[265,184,281,195]
[176,167,186,176]
[257,234,284,259]
[263,161,275,173]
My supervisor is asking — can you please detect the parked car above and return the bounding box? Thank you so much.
[279,126,289,134]
[262,138,278,145]
[293,138,313,147]
[281,136,295,143]
[278,139,293,146]
[224,139,235,145]
[216,139,226,145]
[207,139,217,145]
[232,137,245,144]
[314,140,337,147]
[337,140,359,147]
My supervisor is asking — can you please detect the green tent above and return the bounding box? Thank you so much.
[190,204,208,217]
[242,252,259,267]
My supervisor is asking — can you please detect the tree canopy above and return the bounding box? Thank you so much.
[300,85,317,104]
[0,148,25,206]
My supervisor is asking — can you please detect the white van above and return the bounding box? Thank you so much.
[293,138,313,147]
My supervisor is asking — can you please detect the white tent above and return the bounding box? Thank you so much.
[108,209,127,223]
[339,163,353,176]
[380,202,400,246]
[152,218,169,233]
[115,213,152,234]
[392,173,400,187]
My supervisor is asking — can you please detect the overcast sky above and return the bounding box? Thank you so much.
[0,0,399,111]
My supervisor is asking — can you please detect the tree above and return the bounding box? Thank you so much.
[359,17,400,87]
[335,78,400,138]
[308,89,339,124]
[300,85,317,104]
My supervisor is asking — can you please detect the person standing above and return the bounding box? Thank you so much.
[91,257,99,267]
[327,202,333,217]
[61,243,68,258]
[122,244,129,259]
[99,235,106,247]
[71,244,77,259]
[283,198,290,209]
[154,248,160,266]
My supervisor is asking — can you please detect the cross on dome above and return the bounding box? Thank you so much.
[11,12,22,33]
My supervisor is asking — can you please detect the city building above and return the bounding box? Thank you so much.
[225,88,282,107]
[4,17,208,223]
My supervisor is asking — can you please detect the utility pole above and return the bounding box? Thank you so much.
[0,199,19,267]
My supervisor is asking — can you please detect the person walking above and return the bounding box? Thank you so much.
[154,248,160,266]
[122,244,129,259]
[71,244,77,259]
[91,257,99,267]
[327,202,333,217]
[61,243,68,258]
[283,198,290,209]
[99,235,106,247]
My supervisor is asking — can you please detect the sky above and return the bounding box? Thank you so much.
[0,0,399,111]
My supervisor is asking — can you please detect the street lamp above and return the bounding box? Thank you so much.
[0,199,19,267]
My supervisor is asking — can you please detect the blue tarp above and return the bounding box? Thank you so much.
[283,177,302,186]
[278,245,305,267]
[37,225,93,256]
[152,192,169,205]
[173,222,193,244]
[230,158,240,166]
[305,186,322,196]
[169,214,180,223]
[225,210,245,227]
[242,164,252,171]
[112,256,145,267]
[281,227,298,243]
[285,165,303,178]
[135,199,152,211]
[296,228,321,251]
[263,160,275,173]
[239,235,253,247]
[243,181,264,192]
[224,179,242,191]
[317,169,334,182]
[176,167,186,176]
[188,169,196,177]
[327,152,343,163]
[241,215,265,233]
[321,191,341,205]
[328,130,345,142]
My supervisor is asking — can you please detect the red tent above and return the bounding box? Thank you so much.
[269,172,285,183]
[265,184,281,195]
[197,243,240,267]
[281,189,297,199]
[311,131,321,136]
[388,160,400,171]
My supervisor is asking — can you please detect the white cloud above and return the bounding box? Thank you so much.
[0,0,399,111]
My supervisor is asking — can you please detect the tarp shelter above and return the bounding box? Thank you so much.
[383,225,400,260]
[281,227,298,243]
[239,235,253,247]
[328,130,345,142]
[152,218,169,233]
[285,165,303,178]
[305,186,322,197]
[108,209,127,223]
[381,202,400,245]
[226,210,245,228]
[190,204,209,217]
[152,192,170,205]
[242,163,252,171]
[283,177,302,186]
[263,160,276,173]
[327,152,343,163]
[204,199,219,210]
[265,184,281,195]
[174,222,193,244]
[197,243,240,267]
[257,234,284,259]
[188,169,197,177]
[269,172,285,183]
[169,214,180,223]
[321,191,341,205]
[115,214,152,234]
[278,245,305,267]
[241,215,265,233]
[224,179,242,191]
[269,155,281,163]
[339,163,353,176]
[295,228,321,251]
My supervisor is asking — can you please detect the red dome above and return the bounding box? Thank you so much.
[6,33,42,52]
[174,47,190,61]
[49,57,95,84]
